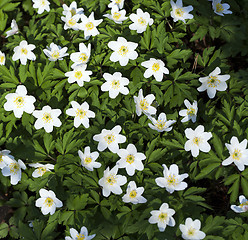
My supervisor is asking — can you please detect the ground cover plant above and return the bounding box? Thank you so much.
[0,0,248,239]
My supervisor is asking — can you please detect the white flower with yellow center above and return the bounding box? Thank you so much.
[108,0,125,9]
[0,51,5,65]
[32,0,50,14]
[12,40,36,65]
[93,125,126,153]
[70,43,91,68]
[2,158,26,185]
[184,125,212,157]
[148,113,176,132]
[103,5,128,24]
[33,105,62,133]
[180,218,206,240]
[101,72,129,99]
[62,1,84,16]
[148,203,176,232]
[0,150,14,170]
[35,189,63,215]
[5,19,18,38]
[197,67,230,99]
[122,181,147,204]
[65,65,92,87]
[134,89,156,117]
[78,146,101,171]
[43,43,68,61]
[212,0,232,16]
[155,164,188,194]
[179,99,198,123]
[29,163,54,178]
[4,85,36,118]
[222,136,248,171]
[61,12,80,30]
[65,226,96,240]
[116,144,146,176]
[129,8,154,33]
[231,195,248,213]
[108,37,138,66]
[98,166,127,197]
[170,0,194,23]
[79,12,103,40]
[141,58,169,82]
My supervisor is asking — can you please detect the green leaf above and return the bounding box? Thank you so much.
[0,223,8,239]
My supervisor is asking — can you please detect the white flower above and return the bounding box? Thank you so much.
[122,181,147,204]
[5,19,18,38]
[179,99,198,123]
[133,89,156,117]
[103,5,128,24]
[33,105,62,133]
[141,58,169,82]
[78,146,101,171]
[12,40,36,65]
[79,12,103,40]
[148,113,176,132]
[61,12,80,30]
[0,150,14,170]
[108,37,138,66]
[116,144,146,176]
[197,67,230,99]
[4,85,36,118]
[184,125,212,157]
[222,137,248,171]
[101,72,129,99]
[0,51,5,65]
[43,43,68,61]
[35,189,63,215]
[129,8,154,33]
[70,43,91,68]
[66,101,95,128]
[180,218,206,240]
[98,166,127,197]
[65,226,95,240]
[2,158,26,185]
[170,0,194,23]
[65,65,92,87]
[93,125,126,153]
[148,203,176,232]
[231,195,248,213]
[62,1,84,16]
[155,164,188,194]
[108,0,125,9]
[29,163,54,178]
[212,0,232,16]
[32,0,50,14]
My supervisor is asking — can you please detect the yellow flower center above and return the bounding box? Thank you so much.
[129,190,137,198]
[138,17,147,26]
[175,8,184,17]
[188,227,196,236]
[86,22,94,30]
[152,63,160,72]
[9,162,19,174]
[232,149,241,160]
[45,197,54,207]
[84,157,92,164]
[51,50,60,59]
[43,113,52,123]
[21,48,28,55]
[0,154,3,163]
[70,8,77,16]
[139,99,149,110]
[113,12,121,20]
[167,175,177,186]
[118,46,128,56]
[79,53,88,63]
[193,137,200,145]
[76,108,86,119]
[187,108,196,116]
[115,0,122,3]
[155,120,166,130]
[240,201,248,207]
[14,96,24,108]
[37,167,47,176]
[216,3,224,12]
[41,0,46,6]
[158,212,168,222]
[68,18,76,26]
[75,71,83,79]
[126,154,135,164]
[207,76,220,88]
[111,80,120,89]
[0,56,5,63]
[76,234,85,240]
[104,134,115,144]
[106,174,117,185]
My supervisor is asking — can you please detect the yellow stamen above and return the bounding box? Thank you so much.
[79,53,88,63]
[104,134,115,144]
[240,201,248,207]
[188,227,196,236]
[70,8,77,16]
[111,80,120,89]
[14,96,24,108]
[152,63,160,72]
[167,175,177,186]
[51,50,60,59]
[129,190,137,198]
[9,162,19,174]
[74,71,83,79]
[155,120,166,130]
[232,149,241,160]
[175,8,184,17]
[118,46,128,56]
[44,197,54,207]
[113,12,121,20]
[115,0,121,3]
[138,17,147,26]
[207,76,220,88]
[139,99,149,110]
[158,212,168,222]
[68,18,76,26]
[187,108,196,116]
[42,113,52,123]
[0,56,5,63]
[216,3,224,12]
[37,167,47,176]
[106,174,117,185]
[85,22,94,30]
[193,137,200,145]
[76,108,86,119]
[84,157,92,164]
[126,154,135,164]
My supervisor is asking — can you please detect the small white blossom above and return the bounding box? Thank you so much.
[5,19,18,38]
[29,163,54,178]
[222,136,248,171]
[108,0,125,9]
[231,195,248,213]
[179,99,198,123]
[98,166,127,197]
[122,181,147,204]
[70,43,91,68]
[197,67,230,99]
[43,43,68,61]
[33,105,62,133]
[4,85,36,118]
[180,218,206,240]
[32,0,50,14]
[148,203,176,232]
[101,72,129,99]
[35,189,63,215]
[0,150,14,170]
[61,12,80,30]
[134,89,156,117]
[148,113,176,132]
[12,40,36,65]
[93,125,126,153]
[155,164,188,194]
[184,125,212,157]
[65,226,95,240]
[62,1,84,16]
[78,146,101,171]
[212,0,232,16]
[108,37,138,66]
[170,0,194,23]
[103,5,128,24]
[0,51,5,65]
